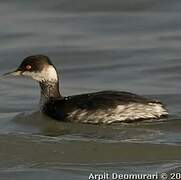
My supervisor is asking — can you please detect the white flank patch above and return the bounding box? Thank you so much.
[22,65,58,82]
[67,102,168,124]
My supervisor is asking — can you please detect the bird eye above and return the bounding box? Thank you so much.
[26,65,32,70]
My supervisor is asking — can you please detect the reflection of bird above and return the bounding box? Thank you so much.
[4,55,168,124]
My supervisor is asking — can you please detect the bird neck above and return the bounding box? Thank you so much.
[39,80,61,106]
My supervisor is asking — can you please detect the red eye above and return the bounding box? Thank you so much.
[26,65,32,70]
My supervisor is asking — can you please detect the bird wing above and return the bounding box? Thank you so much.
[59,91,158,110]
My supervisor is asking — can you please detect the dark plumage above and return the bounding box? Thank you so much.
[4,55,168,124]
[43,91,166,122]
[18,55,53,72]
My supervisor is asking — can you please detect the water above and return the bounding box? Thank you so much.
[0,0,181,179]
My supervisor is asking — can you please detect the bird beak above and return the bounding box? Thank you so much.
[3,70,22,77]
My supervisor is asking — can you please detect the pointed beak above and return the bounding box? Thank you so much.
[3,70,22,77]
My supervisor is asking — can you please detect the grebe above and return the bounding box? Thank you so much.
[4,55,168,124]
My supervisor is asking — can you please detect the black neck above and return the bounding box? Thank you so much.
[39,81,61,104]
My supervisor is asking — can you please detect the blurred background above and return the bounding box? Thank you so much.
[0,0,181,179]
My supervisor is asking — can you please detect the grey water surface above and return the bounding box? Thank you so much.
[1,0,181,179]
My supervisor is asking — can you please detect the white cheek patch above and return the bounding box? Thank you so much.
[22,65,58,82]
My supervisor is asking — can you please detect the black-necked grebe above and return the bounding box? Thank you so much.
[4,55,168,124]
